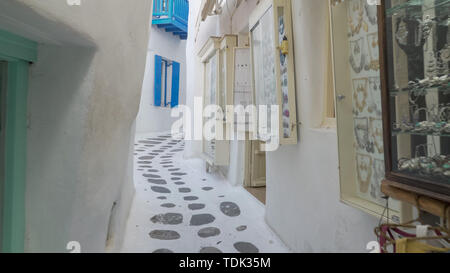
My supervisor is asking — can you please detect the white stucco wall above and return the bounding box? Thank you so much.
[136,26,187,134]
[186,0,379,252]
[0,0,152,252]
[184,0,219,159]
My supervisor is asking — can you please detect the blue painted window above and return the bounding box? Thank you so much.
[154,55,180,108]
[154,55,162,106]
[171,61,180,108]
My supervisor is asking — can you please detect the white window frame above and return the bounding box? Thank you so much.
[198,35,237,166]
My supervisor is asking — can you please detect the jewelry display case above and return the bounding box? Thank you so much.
[199,35,237,167]
[249,0,298,145]
[331,0,411,222]
[378,0,450,202]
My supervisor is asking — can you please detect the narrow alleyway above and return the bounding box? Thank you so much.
[122,133,289,253]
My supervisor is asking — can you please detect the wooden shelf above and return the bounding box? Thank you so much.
[382,180,450,218]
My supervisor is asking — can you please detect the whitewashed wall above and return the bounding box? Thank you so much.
[0,0,152,252]
[136,26,187,134]
[184,0,219,159]
[186,0,379,252]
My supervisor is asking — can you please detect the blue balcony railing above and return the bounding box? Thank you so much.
[152,0,189,40]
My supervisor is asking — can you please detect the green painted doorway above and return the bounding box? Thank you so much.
[0,28,37,253]
[0,61,6,250]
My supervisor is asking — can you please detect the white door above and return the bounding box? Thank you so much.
[250,141,266,187]
[245,140,266,188]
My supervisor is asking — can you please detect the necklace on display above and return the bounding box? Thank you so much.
[348,2,366,36]
[367,77,382,116]
[356,153,373,194]
[349,39,366,73]
[365,2,377,26]
[365,33,380,71]
[353,78,369,113]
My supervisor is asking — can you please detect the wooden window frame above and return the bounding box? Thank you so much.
[198,35,237,166]
[329,1,412,223]
[322,3,337,129]
[249,0,298,145]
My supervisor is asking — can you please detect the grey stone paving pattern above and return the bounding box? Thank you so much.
[122,134,289,254]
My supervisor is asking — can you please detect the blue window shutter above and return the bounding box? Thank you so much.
[154,55,162,107]
[171,61,180,108]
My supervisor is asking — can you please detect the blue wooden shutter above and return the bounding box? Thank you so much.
[154,55,162,106]
[171,61,180,108]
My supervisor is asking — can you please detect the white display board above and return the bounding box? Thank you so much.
[234,47,253,107]
[234,47,253,132]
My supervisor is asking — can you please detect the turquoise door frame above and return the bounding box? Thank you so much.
[0,28,37,253]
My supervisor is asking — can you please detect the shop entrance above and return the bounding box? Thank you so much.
[244,140,266,204]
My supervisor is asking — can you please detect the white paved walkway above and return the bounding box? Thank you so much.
[121,133,289,253]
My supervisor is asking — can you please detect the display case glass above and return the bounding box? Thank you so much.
[249,0,298,145]
[379,0,450,201]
